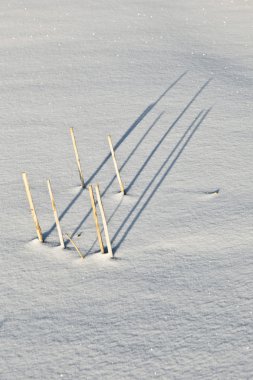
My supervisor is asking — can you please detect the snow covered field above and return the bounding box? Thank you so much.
[1,1,253,378]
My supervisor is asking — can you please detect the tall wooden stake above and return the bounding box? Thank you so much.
[70,127,85,188]
[47,179,65,248]
[88,185,105,254]
[107,135,125,194]
[95,184,113,257]
[22,172,43,242]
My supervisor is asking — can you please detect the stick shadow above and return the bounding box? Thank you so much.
[67,78,211,243]
[68,112,165,241]
[87,108,211,256]
[126,78,212,193]
[43,188,84,239]
[95,111,164,197]
[86,71,187,185]
[112,107,212,253]
[44,72,186,240]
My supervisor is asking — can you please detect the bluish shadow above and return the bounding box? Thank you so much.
[86,71,187,184]
[43,73,186,240]
[126,78,212,193]
[67,112,165,242]
[43,187,84,240]
[112,108,212,253]
[101,111,164,196]
[67,79,211,242]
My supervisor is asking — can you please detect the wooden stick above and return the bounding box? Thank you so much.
[47,179,65,248]
[88,185,105,254]
[70,127,85,188]
[95,184,113,257]
[64,233,84,259]
[107,135,125,194]
[22,172,43,242]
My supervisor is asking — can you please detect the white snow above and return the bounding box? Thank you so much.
[1,0,253,379]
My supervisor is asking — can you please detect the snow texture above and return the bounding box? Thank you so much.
[1,0,253,379]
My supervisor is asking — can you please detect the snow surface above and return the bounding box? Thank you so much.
[1,0,253,379]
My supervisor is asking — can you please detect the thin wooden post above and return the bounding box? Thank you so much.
[70,127,85,188]
[65,233,84,259]
[107,135,125,194]
[47,179,65,248]
[88,185,105,254]
[22,172,43,242]
[95,184,113,257]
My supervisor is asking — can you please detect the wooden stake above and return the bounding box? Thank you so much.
[95,184,113,257]
[47,179,65,248]
[88,185,105,254]
[22,172,43,242]
[65,233,84,259]
[107,135,125,194]
[70,127,85,188]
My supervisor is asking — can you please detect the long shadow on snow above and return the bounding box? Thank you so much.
[126,78,212,193]
[68,112,165,242]
[102,112,165,196]
[69,79,211,243]
[86,71,187,185]
[87,108,211,255]
[43,72,186,240]
[111,108,212,253]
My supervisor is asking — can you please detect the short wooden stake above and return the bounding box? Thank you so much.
[47,179,65,248]
[70,127,85,188]
[88,185,105,254]
[65,233,84,259]
[22,172,43,242]
[95,184,113,257]
[107,135,125,194]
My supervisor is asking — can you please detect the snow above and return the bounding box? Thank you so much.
[1,0,253,379]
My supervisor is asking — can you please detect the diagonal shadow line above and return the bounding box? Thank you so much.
[67,112,165,242]
[68,80,211,243]
[85,71,188,185]
[86,111,203,253]
[111,108,211,252]
[86,196,124,255]
[43,187,84,240]
[101,112,164,196]
[88,110,208,255]
[126,78,212,193]
[44,72,186,240]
